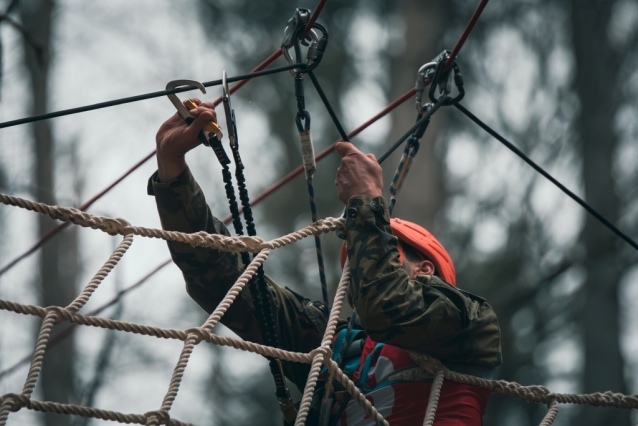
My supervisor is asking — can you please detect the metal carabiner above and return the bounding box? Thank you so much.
[281,8,311,49]
[221,71,238,150]
[425,49,465,106]
[415,62,437,115]
[165,80,223,142]
[281,7,328,78]
[282,28,319,77]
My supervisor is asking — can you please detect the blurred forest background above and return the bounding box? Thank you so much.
[0,0,636,425]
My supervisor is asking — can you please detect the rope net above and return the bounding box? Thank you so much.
[0,193,637,426]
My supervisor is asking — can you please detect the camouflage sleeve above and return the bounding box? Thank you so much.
[345,195,502,367]
[148,167,332,388]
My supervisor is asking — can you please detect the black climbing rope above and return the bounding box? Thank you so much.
[283,9,332,315]
[220,72,297,421]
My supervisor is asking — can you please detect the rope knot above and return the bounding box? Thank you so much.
[407,351,447,376]
[1,393,27,412]
[144,410,170,425]
[102,217,131,236]
[189,231,211,248]
[240,235,267,253]
[310,346,331,360]
[184,327,208,344]
[44,306,69,324]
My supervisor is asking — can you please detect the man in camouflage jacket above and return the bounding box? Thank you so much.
[149,99,502,425]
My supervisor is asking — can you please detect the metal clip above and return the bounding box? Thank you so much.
[222,70,244,169]
[281,8,310,49]
[165,80,223,142]
[221,71,237,149]
[282,28,319,77]
[281,8,328,78]
[427,50,465,106]
[415,62,437,114]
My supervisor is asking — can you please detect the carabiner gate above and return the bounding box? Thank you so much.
[222,71,238,150]
[415,62,437,115]
[427,50,465,106]
[165,79,223,142]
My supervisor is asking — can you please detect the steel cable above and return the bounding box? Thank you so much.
[455,103,638,253]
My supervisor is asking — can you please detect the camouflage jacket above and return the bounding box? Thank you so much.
[148,167,502,392]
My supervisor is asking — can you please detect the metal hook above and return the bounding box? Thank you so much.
[165,79,223,140]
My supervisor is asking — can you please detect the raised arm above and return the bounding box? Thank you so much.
[335,142,501,367]
[150,100,331,388]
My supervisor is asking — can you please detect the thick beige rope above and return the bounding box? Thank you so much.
[148,251,270,426]
[296,261,389,426]
[422,370,444,426]
[323,358,389,426]
[409,352,638,410]
[0,393,193,425]
[0,311,58,425]
[201,250,270,332]
[539,401,558,426]
[1,192,638,426]
[294,263,388,426]
[66,234,134,314]
[0,237,135,426]
[0,297,315,363]
[0,192,344,253]
[294,262,349,426]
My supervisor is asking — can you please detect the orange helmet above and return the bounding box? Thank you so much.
[339,218,456,286]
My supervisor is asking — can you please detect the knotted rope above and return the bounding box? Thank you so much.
[0,192,636,426]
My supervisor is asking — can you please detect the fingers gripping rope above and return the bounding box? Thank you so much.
[1,195,638,426]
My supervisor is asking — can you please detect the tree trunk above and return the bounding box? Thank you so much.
[387,0,449,229]
[569,2,629,425]
[20,1,76,424]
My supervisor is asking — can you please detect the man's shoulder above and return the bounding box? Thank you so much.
[416,275,502,366]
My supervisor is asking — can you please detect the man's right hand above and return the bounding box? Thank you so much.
[156,99,218,183]
[335,141,383,204]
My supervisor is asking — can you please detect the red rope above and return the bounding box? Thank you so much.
[222,88,416,223]
[0,259,172,380]
[444,0,490,72]
[0,2,490,380]
[0,1,331,277]
[0,0,487,281]
[222,0,491,221]
[212,48,284,107]
[0,151,156,277]
[302,0,329,39]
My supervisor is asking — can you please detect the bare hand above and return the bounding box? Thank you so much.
[156,99,217,182]
[335,142,383,204]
